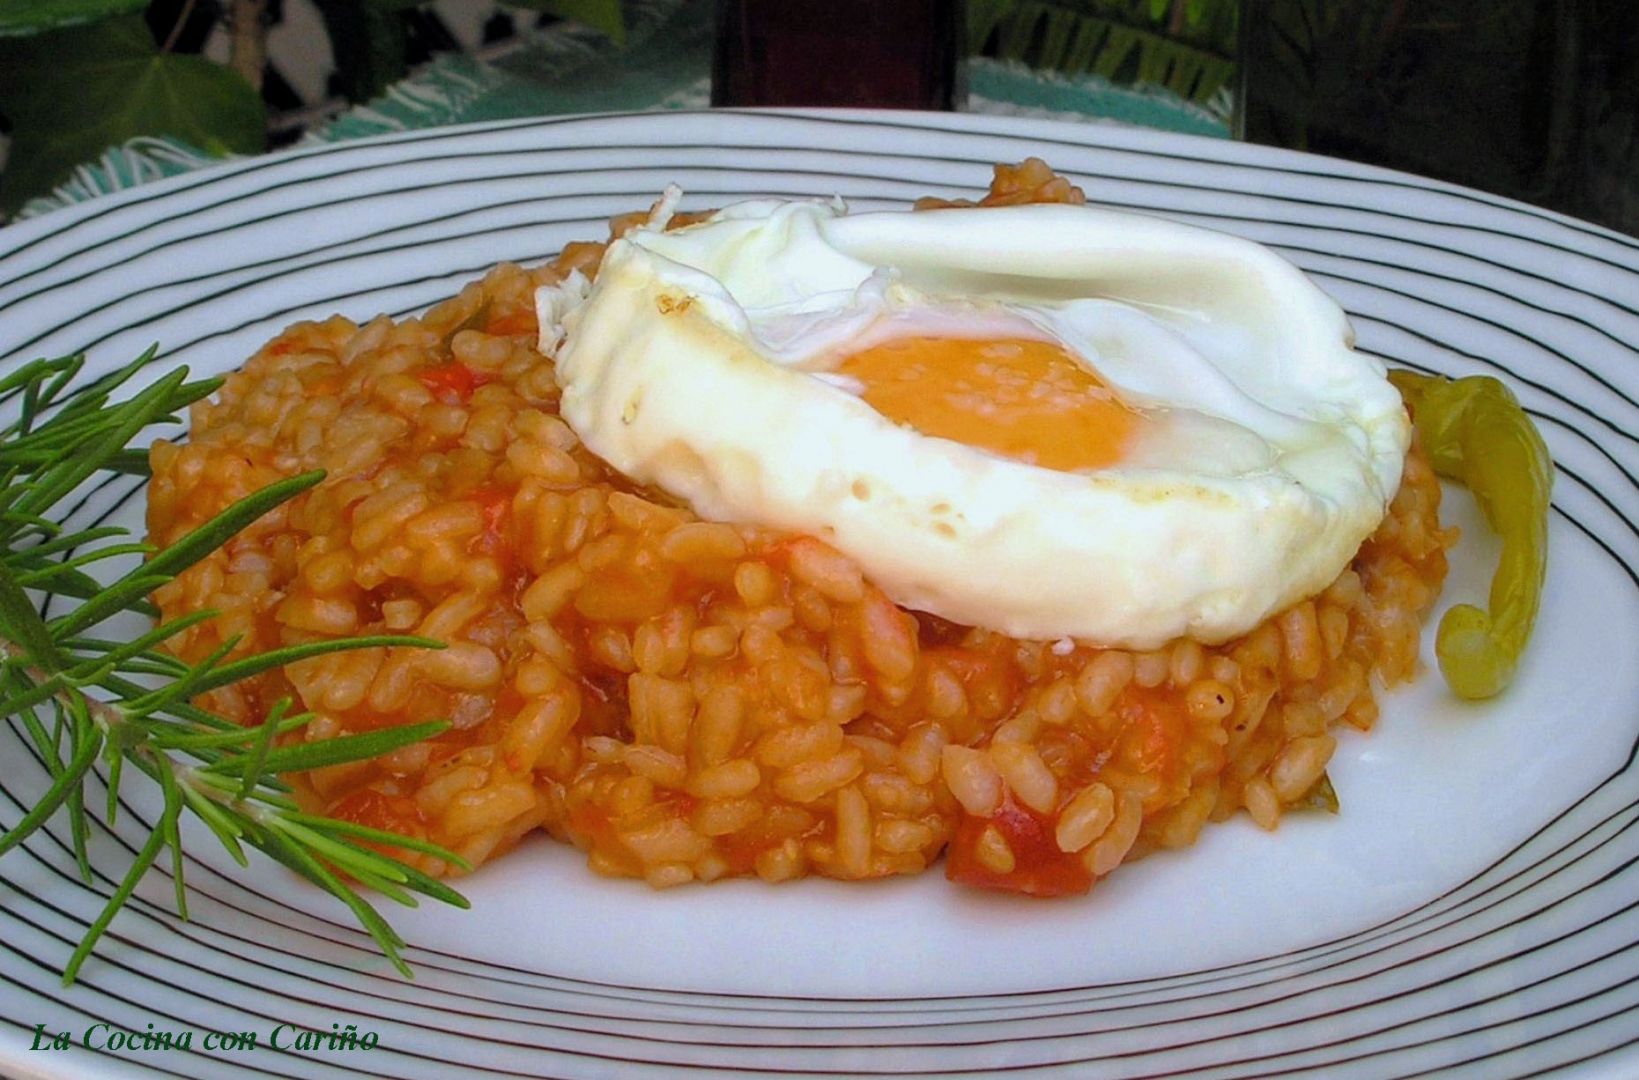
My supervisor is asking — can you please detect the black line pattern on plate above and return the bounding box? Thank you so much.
[6,124,1632,1002]
[2,110,1634,301]
[6,118,1632,334]
[0,112,1632,1080]
[4,137,1632,440]
[8,187,1635,467]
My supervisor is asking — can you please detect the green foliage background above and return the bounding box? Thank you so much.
[0,0,626,216]
[0,0,1246,218]
[0,13,264,215]
[971,0,1239,107]
[0,0,149,34]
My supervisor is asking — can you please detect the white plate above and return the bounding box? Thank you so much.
[2,109,1638,1079]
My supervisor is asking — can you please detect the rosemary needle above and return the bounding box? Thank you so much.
[0,348,470,985]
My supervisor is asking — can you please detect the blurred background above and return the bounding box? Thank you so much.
[1238,0,1636,237]
[0,0,1633,233]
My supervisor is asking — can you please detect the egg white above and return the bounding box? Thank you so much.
[536,195,1409,648]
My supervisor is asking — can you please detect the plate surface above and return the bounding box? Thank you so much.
[2,109,1638,1079]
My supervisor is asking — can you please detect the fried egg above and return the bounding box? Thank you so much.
[535,191,1409,648]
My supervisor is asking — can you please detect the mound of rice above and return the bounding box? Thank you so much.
[147,162,1452,894]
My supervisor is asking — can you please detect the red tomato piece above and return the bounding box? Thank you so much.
[1119,687,1186,780]
[925,644,1021,722]
[473,485,509,535]
[417,361,491,404]
[327,789,426,856]
[466,484,515,570]
[946,794,1092,897]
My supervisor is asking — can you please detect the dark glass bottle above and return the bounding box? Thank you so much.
[711,0,962,110]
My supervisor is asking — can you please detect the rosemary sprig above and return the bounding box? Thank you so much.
[0,348,469,984]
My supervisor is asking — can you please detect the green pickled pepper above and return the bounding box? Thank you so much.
[1388,370,1553,700]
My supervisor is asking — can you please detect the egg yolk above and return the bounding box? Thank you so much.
[835,336,1138,471]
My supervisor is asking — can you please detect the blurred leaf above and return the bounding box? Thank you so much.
[1038,6,1077,65]
[312,0,408,103]
[0,15,263,214]
[507,0,626,45]
[0,0,148,36]
[315,0,625,107]
[967,0,1020,52]
[986,0,1236,104]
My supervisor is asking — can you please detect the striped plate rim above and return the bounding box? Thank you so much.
[1,109,1636,1079]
